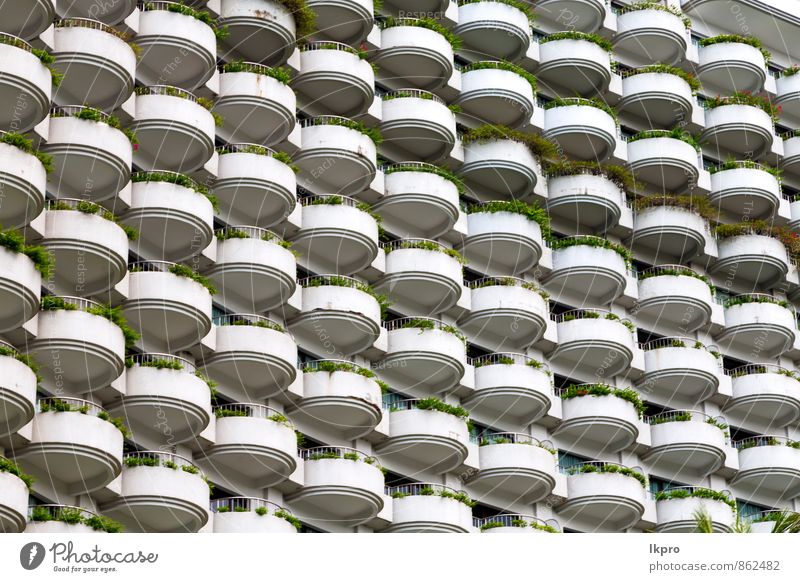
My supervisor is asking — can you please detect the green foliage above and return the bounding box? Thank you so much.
[699,34,771,61]
[168,263,217,294]
[221,61,292,85]
[302,276,391,319]
[143,1,228,39]
[224,317,285,333]
[541,31,612,52]
[708,158,782,180]
[460,124,558,159]
[85,303,139,348]
[0,131,54,172]
[0,36,62,85]
[567,463,648,488]
[305,116,382,145]
[381,17,461,50]
[0,344,39,378]
[274,509,302,529]
[543,160,635,191]
[649,411,693,424]
[196,96,224,127]
[705,91,781,123]
[639,266,714,292]
[621,2,691,29]
[49,200,139,240]
[83,514,123,533]
[29,505,121,531]
[627,64,701,93]
[656,488,737,511]
[412,397,469,419]
[195,370,218,394]
[560,384,645,418]
[627,127,701,150]
[459,0,534,19]
[400,318,466,343]
[386,240,466,264]
[137,357,184,371]
[96,411,130,438]
[462,61,537,91]
[0,456,34,489]
[544,97,617,122]
[549,236,632,266]
[783,65,800,77]
[467,199,551,239]
[52,106,138,145]
[714,220,800,258]
[383,163,464,193]
[631,194,718,222]
[723,294,790,310]
[130,172,218,211]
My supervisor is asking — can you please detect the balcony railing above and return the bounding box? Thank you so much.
[300,446,380,466]
[385,482,463,497]
[552,308,636,333]
[134,84,199,102]
[302,358,368,374]
[0,32,33,54]
[474,514,560,532]
[213,403,291,423]
[734,435,800,450]
[468,352,552,374]
[210,497,288,514]
[639,336,722,358]
[50,105,114,123]
[478,432,555,450]
[212,313,285,332]
[214,225,286,243]
[28,504,96,522]
[42,295,103,311]
[725,363,797,378]
[122,450,202,474]
[128,352,197,374]
[298,194,363,208]
[37,396,106,417]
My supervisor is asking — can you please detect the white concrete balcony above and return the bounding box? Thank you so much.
[205,404,297,486]
[52,19,136,111]
[103,452,209,533]
[697,40,767,93]
[460,277,549,349]
[286,447,384,526]
[215,64,296,146]
[701,103,774,158]
[545,170,627,232]
[749,510,800,534]
[458,137,541,199]
[466,433,557,502]
[533,0,606,33]
[0,341,37,437]
[464,353,553,424]
[618,70,694,128]
[121,172,214,263]
[376,239,464,314]
[0,35,52,133]
[294,42,375,117]
[455,0,531,61]
[559,461,647,531]
[376,399,469,473]
[135,1,216,90]
[0,246,40,333]
[24,505,106,534]
[725,364,800,429]
[214,144,297,227]
[0,0,54,40]
[376,163,460,239]
[16,397,122,494]
[614,6,688,64]
[203,314,297,399]
[295,116,377,195]
[218,0,297,66]
[783,134,800,176]
[58,0,135,25]
[456,63,535,129]
[546,236,629,304]
[112,353,211,442]
[289,360,382,439]
[380,90,457,162]
[291,195,379,275]
[130,86,216,173]
[655,487,735,532]
[542,99,617,161]
[122,262,213,352]
[635,266,714,332]
[206,226,297,312]
[776,72,800,119]
[638,337,721,405]
[306,0,373,45]
[733,436,800,498]
[0,462,28,532]
[41,199,129,296]
[376,19,454,91]
[626,133,700,191]
[631,203,709,261]
[550,309,636,377]
[642,410,728,476]
[385,483,474,533]
[708,161,781,219]
[477,514,559,534]
[709,234,789,289]
[211,498,298,533]
[537,36,612,96]
[0,135,47,229]
[288,275,381,356]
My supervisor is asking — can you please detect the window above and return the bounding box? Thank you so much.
[553,374,582,391]
[737,500,771,519]
[558,451,590,472]
[649,476,686,497]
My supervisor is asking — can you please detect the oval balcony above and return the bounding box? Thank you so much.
[211,498,298,533]
[52,19,136,111]
[776,72,800,119]
[135,1,216,90]
[733,436,800,498]
[458,137,541,199]
[643,410,728,476]
[204,314,297,399]
[725,364,800,429]
[16,398,122,494]
[455,0,531,62]
[214,144,296,227]
[626,133,700,191]
[545,170,627,232]
[708,161,781,219]
[206,226,297,312]
[655,487,735,532]
[0,0,54,40]
[618,70,694,128]
[0,34,52,133]
[463,353,553,424]
[376,19,454,91]
[102,452,208,533]
[546,237,629,304]
[537,36,612,96]
[542,99,617,161]
[455,63,535,129]
[0,245,40,333]
[288,276,381,356]
[614,7,688,64]
[559,461,647,531]
[0,342,37,437]
[380,90,457,162]
[638,337,721,405]
[205,404,296,487]
[376,163,460,239]
[215,64,296,146]
[130,86,215,173]
[631,203,709,262]
[294,42,374,117]
[295,116,377,195]
[286,447,384,527]
[697,40,767,93]
[549,310,635,377]
[477,514,559,534]
[111,354,211,443]
[306,0,372,45]
[717,294,796,358]
[0,462,28,532]
[783,133,800,176]
[58,0,135,25]
[291,195,379,275]
[122,262,213,352]
[533,0,605,33]
[289,360,382,439]
[635,266,714,332]
[121,173,214,262]
[385,483,473,533]
[41,199,129,296]
[0,134,46,229]
[701,103,774,158]
[459,277,549,349]
[466,433,557,502]
[709,234,789,289]
[376,400,469,473]
[217,0,296,66]
[24,505,105,534]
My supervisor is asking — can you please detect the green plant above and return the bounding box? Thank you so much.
[461,60,537,91]
[705,91,781,124]
[621,2,691,29]
[460,124,558,160]
[649,411,693,425]
[383,163,464,194]
[639,266,714,292]
[167,263,217,294]
[467,199,551,240]
[714,220,800,258]
[549,236,632,266]
[544,97,617,122]
[0,456,34,489]
[48,200,138,240]
[631,194,718,222]
[301,275,391,319]
[144,1,229,40]
[130,172,218,211]
[706,417,729,437]
[541,31,612,52]
[723,294,790,310]
[52,106,138,145]
[708,158,782,180]
[413,397,469,419]
[560,384,646,418]
[380,17,461,50]
[181,464,199,474]
[627,127,701,150]
[274,509,302,529]
[0,344,39,379]
[699,34,771,61]
[196,96,223,126]
[304,116,382,145]
[480,521,504,531]
[195,370,218,395]
[627,64,701,92]
[96,411,130,438]
[766,511,800,533]
[400,318,466,343]
[657,488,737,511]
[386,240,466,264]
[85,303,139,348]
[566,463,648,488]
[221,61,292,84]
[0,131,54,172]
[783,65,800,77]
[459,0,534,19]
[123,456,160,468]
[255,506,268,516]
[162,460,178,470]
[543,160,635,191]
[136,357,184,371]
[215,408,248,418]
[83,515,123,533]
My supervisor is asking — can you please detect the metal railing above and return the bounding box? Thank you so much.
[28,504,96,521]
[381,238,449,253]
[639,336,719,354]
[134,85,198,102]
[385,482,461,497]
[0,338,18,354]
[465,276,544,292]
[299,41,360,55]
[131,169,203,190]
[657,485,733,500]
[298,115,353,128]
[734,435,798,450]
[644,409,714,425]
[553,307,633,328]
[302,358,369,375]
[638,264,706,279]
[478,432,554,450]
[55,17,125,37]
[300,446,380,466]
[0,32,33,53]
[215,225,281,241]
[213,313,285,330]
[128,259,178,273]
[210,497,288,514]
[721,292,793,312]
[468,352,550,372]
[213,403,290,423]
[383,316,450,332]
[45,198,111,215]
[726,363,796,378]
[379,161,441,173]
[747,509,799,523]
[37,396,106,417]
[382,88,446,105]
[50,105,113,123]
[298,274,367,290]
[474,514,560,532]
[377,17,423,29]
[216,143,277,157]
[128,352,196,374]
[560,459,643,476]
[298,193,362,208]
[43,295,102,311]
[123,450,201,473]
[218,62,276,76]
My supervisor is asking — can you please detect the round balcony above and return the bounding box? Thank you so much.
[655,487,735,532]
[466,434,557,502]
[718,294,796,358]
[635,267,714,332]
[455,0,531,61]
[102,452,209,533]
[41,200,129,296]
[456,64,535,129]
[24,505,104,534]
[288,276,381,356]
[549,310,635,377]
[0,246,40,333]
[697,41,767,93]
[791,199,800,232]
[631,204,709,262]
[626,134,700,191]
[533,0,605,33]
[376,20,454,91]
[286,447,384,527]
[16,398,122,494]
[217,0,296,66]
[637,337,721,405]
[130,86,215,173]
[537,37,611,96]
[377,318,466,393]
[701,104,774,158]
[58,0,135,25]
[215,64,296,146]
[642,410,728,476]
[614,7,687,64]
[206,226,297,312]
[458,137,541,198]
[214,145,297,227]
[295,116,377,195]
[385,483,473,533]
[618,71,694,128]
[0,465,28,532]
[545,171,626,232]
[52,19,136,111]
[111,354,211,443]
[542,100,617,161]
[377,401,469,473]
[708,162,781,219]
[291,195,379,275]
[204,314,297,399]
[477,514,559,534]
[289,360,382,439]
[0,136,46,229]
[709,234,789,289]
[0,35,52,133]
[122,263,213,352]
[725,365,800,429]
[380,91,457,162]
[783,134,800,175]
[0,0,54,40]
[205,404,297,487]
[211,498,298,533]
[306,0,372,44]
[546,237,629,304]
[733,436,800,498]
[776,73,800,119]
[0,342,36,437]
